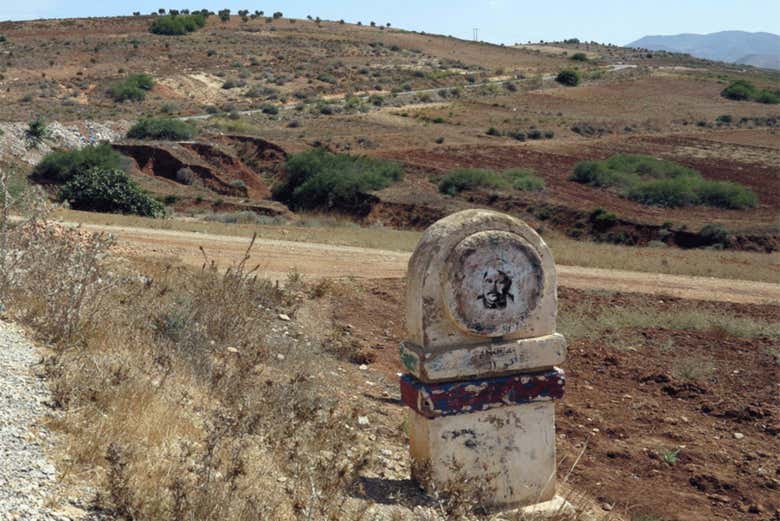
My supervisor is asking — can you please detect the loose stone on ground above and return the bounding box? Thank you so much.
[0,321,80,520]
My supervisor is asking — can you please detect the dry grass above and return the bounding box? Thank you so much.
[546,236,780,284]
[55,208,780,283]
[54,208,422,252]
[560,298,780,344]
[2,192,372,518]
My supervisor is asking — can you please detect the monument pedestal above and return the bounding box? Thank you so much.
[409,402,557,508]
[400,210,567,512]
[401,367,564,509]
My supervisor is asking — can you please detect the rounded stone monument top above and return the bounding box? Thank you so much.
[406,210,557,350]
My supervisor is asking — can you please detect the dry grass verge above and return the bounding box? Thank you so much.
[54,209,779,283]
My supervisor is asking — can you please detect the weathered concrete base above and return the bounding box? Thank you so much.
[409,401,556,509]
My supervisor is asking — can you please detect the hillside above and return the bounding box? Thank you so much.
[629,30,780,69]
[0,14,778,251]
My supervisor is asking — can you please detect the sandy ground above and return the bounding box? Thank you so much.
[70,221,780,305]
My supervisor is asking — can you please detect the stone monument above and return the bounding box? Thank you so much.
[400,209,566,510]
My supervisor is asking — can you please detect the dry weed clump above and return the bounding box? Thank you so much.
[44,248,376,520]
[1,178,374,519]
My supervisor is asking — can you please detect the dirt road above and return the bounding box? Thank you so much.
[75,222,780,305]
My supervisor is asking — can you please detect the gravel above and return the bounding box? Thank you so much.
[0,321,70,520]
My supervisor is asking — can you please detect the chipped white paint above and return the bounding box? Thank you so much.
[401,333,566,382]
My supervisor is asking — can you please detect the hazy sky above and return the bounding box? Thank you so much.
[1,0,778,46]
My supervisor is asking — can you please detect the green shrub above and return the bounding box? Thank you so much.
[25,117,50,145]
[555,69,580,86]
[571,161,621,187]
[149,13,206,35]
[721,80,755,101]
[504,168,545,191]
[571,154,757,209]
[570,52,588,62]
[755,89,780,104]
[698,223,730,247]
[627,177,700,207]
[262,104,279,115]
[589,208,617,227]
[59,168,164,217]
[438,169,508,195]
[273,148,403,212]
[127,118,197,140]
[438,168,544,195]
[695,180,757,209]
[109,73,155,102]
[32,144,122,183]
[721,80,779,104]
[604,154,698,180]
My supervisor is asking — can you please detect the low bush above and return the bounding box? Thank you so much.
[589,207,618,228]
[695,180,758,209]
[221,79,245,89]
[25,117,50,146]
[505,168,545,191]
[555,69,580,86]
[127,118,197,140]
[439,168,544,195]
[438,168,508,195]
[32,143,123,183]
[627,177,700,207]
[570,52,588,62]
[755,89,780,104]
[698,223,730,247]
[571,154,757,209]
[149,13,206,35]
[721,80,780,104]
[59,168,164,216]
[273,148,403,212]
[721,80,754,101]
[108,73,154,102]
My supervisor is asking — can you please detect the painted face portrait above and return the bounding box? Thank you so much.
[478,268,514,309]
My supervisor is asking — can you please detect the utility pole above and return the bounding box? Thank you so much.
[473,28,479,41]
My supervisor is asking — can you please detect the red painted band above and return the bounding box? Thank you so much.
[400,367,565,418]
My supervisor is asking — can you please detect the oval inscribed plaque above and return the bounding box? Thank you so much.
[443,231,543,337]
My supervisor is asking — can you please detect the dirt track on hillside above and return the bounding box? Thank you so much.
[71,222,780,305]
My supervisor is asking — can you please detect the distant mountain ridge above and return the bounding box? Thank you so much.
[628,31,780,70]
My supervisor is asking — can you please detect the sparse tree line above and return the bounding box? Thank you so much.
[140,8,393,33]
